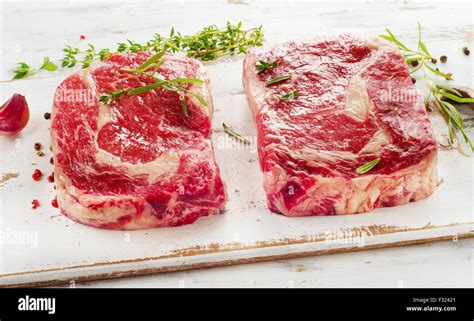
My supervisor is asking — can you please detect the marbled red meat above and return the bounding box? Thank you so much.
[243,36,439,216]
[51,52,226,229]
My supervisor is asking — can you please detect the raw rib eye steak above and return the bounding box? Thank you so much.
[51,52,226,229]
[243,36,439,216]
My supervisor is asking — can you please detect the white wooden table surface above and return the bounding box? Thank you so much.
[74,238,474,288]
[1,0,473,287]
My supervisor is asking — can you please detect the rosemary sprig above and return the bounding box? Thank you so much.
[380,23,452,80]
[280,90,298,100]
[12,22,264,79]
[432,86,474,151]
[380,23,473,153]
[12,57,57,80]
[222,123,250,144]
[266,75,292,87]
[98,53,207,118]
[356,158,381,174]
[98,89,127,105]
[255,60,278,74]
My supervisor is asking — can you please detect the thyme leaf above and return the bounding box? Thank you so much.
[12,57,57,79]
[40,57,58,72]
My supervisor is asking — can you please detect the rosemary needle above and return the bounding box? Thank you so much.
[356,158,381,174]
[255,60,278,74]
[222,123,250,144]
[266,75,292,87]
[279,90,298,100]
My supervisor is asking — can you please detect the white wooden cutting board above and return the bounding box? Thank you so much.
[0,0,473,287]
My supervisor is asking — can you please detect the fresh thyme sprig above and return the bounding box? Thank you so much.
[164,22,264,61]
[12,57,57,79]
[12,22,264,79]
[222,123,250,144]
[98,52,207,117]
[380,23,474,153]
[61,44,111,69]
[356,157,381,174]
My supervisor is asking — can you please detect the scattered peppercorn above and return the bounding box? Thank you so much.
[431,58,437,64]
[47,172,55,183]
[80,34,86,40]
[31,199,40,209]
[446,72,453,80]
[32,169,43,181]
[36,150,45,157]
[44,112,51,120]
[50,157,54,164]
[410,60,419,67]
[51,198,59,208]
[462,47,470,55]
[440,55,447,63]
[34,142,41,151]
[411,77,416,84]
